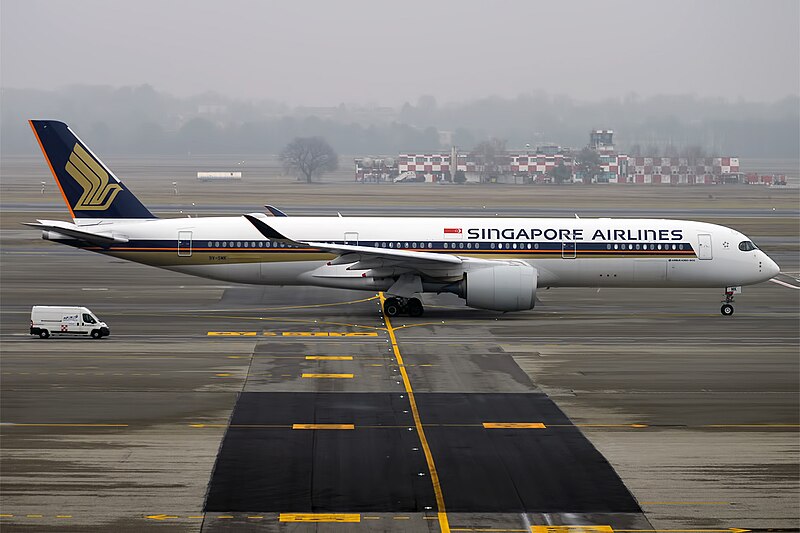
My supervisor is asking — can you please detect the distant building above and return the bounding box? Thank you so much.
[354,129,752,185]
[590,129,615,153]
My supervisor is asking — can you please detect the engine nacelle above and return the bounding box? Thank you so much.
[463,264,538,311]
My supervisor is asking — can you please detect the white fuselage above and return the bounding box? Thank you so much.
[52,215,779,292]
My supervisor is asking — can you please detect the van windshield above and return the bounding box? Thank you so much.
[83,313,96,324]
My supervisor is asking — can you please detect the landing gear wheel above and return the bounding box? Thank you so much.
[721,287,736,317]
[39,330,50,339]
[91,330,102,339]
[407,298,424,317]
[384,297,401,317]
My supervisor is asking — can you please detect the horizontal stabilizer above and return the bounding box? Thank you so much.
[24,221,128,245]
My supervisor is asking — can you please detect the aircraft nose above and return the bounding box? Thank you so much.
[763,254,780,279]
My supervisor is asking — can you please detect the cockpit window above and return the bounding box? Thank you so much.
[738,241,757,252]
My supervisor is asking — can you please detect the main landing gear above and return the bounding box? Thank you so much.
[721,287,736,316]
[383,297,424,318]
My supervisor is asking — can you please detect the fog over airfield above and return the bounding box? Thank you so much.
[1,0,798,105]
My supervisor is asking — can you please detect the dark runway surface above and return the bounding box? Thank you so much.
[205,391,640,514]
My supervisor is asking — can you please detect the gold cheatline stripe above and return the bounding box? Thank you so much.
[380,292,450,533]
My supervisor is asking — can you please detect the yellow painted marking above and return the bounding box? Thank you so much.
[26,514,43,518]
[215,373,232,377]
[279,513,361,523]
[393,516,411,520]
[247,515,264,519]
[364,516,381,520]
[381,292,450,533]
[207,331,257,336]
[283,331,378,337]
[301,373,354,379]
[617,530,750,533]
[56,515,73,518]
[0,514,13,517]
[7,423,128,427]
[305,355,353,360]
[573,424,648,428]
[292,423,355,430]
[146,514,178,520]
[190,423,227,428]
[531,526,614,533]
[452,529,527,532]
[704,424,800,428]
[641,501,729,505]
[483,422,546,429]
[218,515,234,519]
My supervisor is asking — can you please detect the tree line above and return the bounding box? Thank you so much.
[2,85,797,158]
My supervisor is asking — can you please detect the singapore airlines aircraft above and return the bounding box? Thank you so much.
[27,120,779,317]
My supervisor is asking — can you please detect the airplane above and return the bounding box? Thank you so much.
[26,120,780,317]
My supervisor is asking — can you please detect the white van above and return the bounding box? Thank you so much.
[30,306,110,339]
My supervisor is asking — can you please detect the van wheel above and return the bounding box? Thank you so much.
[91,330,102,339]
[39,330,50,339]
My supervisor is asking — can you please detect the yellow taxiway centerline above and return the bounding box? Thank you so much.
[380,292,450,533]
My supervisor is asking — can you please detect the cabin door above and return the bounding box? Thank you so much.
[561,241,576,259]
[178,230,193,257]
[344,232,359,245]
[697,233,712,260]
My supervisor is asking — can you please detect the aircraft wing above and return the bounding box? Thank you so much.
[24,220,129,245]
[244,214,465,279]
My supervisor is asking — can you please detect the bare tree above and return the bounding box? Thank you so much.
[575,147,601,183]
[470,138,507,183]
[280,137,338,183]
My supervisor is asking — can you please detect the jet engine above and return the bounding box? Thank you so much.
[457,263,538,311]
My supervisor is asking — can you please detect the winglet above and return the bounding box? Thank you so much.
[264,205,288,217]
[244,214,291,240]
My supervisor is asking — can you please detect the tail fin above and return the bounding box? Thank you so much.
[29,120,155,220]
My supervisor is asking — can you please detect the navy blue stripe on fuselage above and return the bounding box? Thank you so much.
[68,239,697,256]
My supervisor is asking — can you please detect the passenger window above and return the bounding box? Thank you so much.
[738,241,756,251]
[82,314,96,324]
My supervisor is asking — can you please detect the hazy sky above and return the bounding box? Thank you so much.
[2,0,798,106]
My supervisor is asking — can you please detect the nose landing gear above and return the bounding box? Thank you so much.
[720,287,739,316]
[383,296,424,317]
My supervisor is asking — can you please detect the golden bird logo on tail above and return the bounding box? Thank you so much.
[65,143,122,210]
